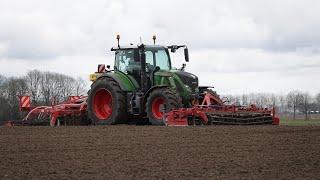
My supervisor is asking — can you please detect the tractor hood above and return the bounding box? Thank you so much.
[173,70,199,92]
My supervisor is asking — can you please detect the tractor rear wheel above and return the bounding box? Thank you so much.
[146,87,182,125]
[87,77,127,125]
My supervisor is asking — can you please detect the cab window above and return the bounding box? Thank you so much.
[115,50,135,73]
[144,48,170,70]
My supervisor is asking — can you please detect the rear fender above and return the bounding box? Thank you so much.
[94,72,137,92]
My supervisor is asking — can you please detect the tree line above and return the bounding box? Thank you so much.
[225,91,320,120]
[0,70,319,122]
[0,70,87,122]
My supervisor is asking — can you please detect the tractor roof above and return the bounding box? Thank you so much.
[111,45,166,51]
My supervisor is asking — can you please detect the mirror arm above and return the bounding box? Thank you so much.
[180,63,186,71]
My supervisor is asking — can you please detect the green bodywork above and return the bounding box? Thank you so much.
[113,71,136,91]
[99,69,194,100]
[92,45,197,108]
[153,70,194,98]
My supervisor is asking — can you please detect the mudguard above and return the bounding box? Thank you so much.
[94,71,138,92]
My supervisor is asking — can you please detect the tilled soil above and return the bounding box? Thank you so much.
[0,125,319,180]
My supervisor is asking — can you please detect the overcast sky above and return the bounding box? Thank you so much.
[0,0,319,95]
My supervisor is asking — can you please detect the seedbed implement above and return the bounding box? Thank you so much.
[165,92,279,126]
[5,95,89,126]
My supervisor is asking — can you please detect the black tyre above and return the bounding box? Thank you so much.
[87,77,127,125]
[146,87,182,125]
[80,114,92,125]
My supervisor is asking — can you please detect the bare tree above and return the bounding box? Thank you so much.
[316,93,320,110]
[277,94,287,114]
[220,91,318,119]
[2,77,28,119]
[39,72,88,104]
[299,93,311,120]
[251,93,269,108]
[0,75,5,84]
[40,72,52,105]
[287,91,297,120]
[58,75,77,101]
[224,95,240,105]
[0,75,8,121]
[287,91,305,120]
[0,75,6,97]
[0,71,89,121]
[74,77,87,96]
[25,70,42,105]
[241,94,248,106]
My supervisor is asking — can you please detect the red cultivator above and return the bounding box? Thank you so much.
[6,96,89,126]
[5,91,279,127]
[165,92,279,126]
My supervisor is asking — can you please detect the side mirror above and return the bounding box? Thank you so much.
[184,48,189,62]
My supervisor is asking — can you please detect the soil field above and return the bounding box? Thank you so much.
[0,126,319,180]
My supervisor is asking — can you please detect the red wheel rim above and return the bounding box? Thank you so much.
[93,89,112,120]
[151,97,165,120]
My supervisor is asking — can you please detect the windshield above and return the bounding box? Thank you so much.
[115,50,136,73]
[145,48,171,70]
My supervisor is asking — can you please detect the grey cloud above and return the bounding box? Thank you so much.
[1,0,320,60]
[0,0,319,95]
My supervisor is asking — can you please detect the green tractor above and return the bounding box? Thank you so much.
[87,35,209,125]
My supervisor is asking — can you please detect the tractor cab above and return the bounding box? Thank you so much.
[87,35,198,125]
[112,45,175,89]
[114,46,171,72]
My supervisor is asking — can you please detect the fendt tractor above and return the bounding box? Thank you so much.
[5,35,279,127]
[87,35,195,125]
[86,35,279,126]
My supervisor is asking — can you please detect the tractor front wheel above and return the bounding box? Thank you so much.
[146,87,182,125]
